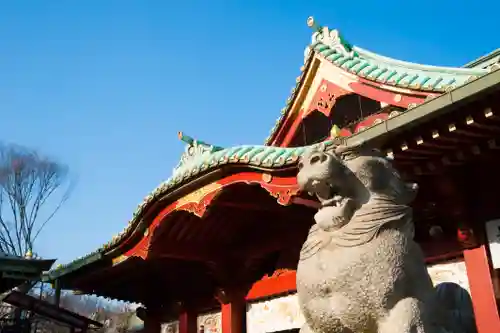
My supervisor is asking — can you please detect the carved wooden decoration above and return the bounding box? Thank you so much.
[305,79,350,117]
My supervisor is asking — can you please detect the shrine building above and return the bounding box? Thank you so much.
[43,17,500,333]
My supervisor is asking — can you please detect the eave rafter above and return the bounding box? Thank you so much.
[384,106,499,177]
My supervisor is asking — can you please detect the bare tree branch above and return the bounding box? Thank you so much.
[0,143,73,256]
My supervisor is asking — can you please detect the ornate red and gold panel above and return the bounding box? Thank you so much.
[304,79,351,117]
[277,57,443,147]
[175,182,223,218]
[283,77,437,146]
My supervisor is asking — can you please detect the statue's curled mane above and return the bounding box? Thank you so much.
[330,196,414,247]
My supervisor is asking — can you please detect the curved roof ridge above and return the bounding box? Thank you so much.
[167,135,330,185]
[354,47,486,75]
[46,138,338,277]
[305,16,491,92]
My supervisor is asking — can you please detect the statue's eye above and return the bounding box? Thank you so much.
[298,162,304,170]
[310,155,321,164]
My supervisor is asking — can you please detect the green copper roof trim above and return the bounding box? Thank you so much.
[264,17,493,146]
[305,17,488,92]
[45,137,338,280]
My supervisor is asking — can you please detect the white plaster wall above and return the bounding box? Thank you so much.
[246,294,304,333]
[427,260,470,292]
[197,311,222,333]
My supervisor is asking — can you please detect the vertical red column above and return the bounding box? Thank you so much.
[179,309,197,333]
[221,293,246,333]
[463,245,500,333]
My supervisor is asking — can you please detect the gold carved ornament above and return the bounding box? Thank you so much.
[175,182,223,217]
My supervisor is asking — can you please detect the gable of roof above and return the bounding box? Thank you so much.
[264,16,497,146]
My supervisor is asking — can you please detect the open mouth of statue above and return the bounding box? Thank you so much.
[310,180,348,208]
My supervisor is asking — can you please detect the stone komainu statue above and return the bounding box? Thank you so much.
[295,142,476,333]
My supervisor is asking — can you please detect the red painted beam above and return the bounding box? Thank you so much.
[214,201,285,212]
[272,112,299,147]
[246,271,297,301]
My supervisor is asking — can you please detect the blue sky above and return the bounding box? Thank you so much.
[0,1,498,263]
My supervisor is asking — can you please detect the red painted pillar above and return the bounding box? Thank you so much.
[220,292,246,333]
[179,309,197,333]
[463,245,500,333]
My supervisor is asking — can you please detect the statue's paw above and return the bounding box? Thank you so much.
[314,207,347,231]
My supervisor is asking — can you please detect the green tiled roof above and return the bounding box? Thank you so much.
[45,137,337,280]
[305,17,488,92]
[264,17,494,145]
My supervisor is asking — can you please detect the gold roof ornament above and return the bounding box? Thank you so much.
[330,124,341,138]
[307,16,321,32]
